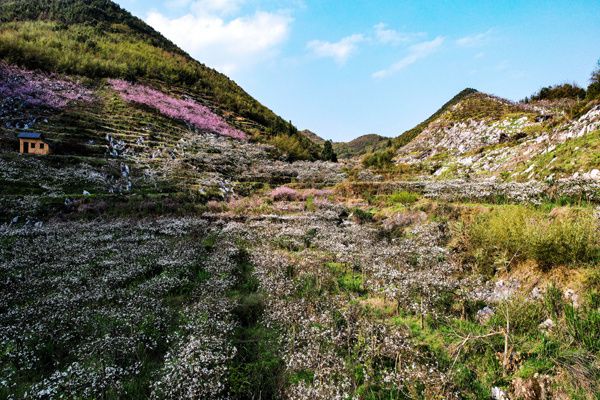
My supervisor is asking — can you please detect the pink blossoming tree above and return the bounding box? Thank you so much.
[0,63,93,109]
[108,79,246,140]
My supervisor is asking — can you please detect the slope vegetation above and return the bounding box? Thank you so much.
[0,0,321,158]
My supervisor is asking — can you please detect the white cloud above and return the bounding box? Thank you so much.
[165,0,244,15]
[456,29,493,47]
[307,34,365,64]
[374,23,423,45]
[372,36,445,79]
[146,8,292,73]
[190,0,246,16]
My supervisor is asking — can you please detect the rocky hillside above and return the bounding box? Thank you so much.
[359,88,600,184]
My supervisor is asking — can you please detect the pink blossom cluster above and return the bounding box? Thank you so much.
[270,186,334,202]
[0,63,93,109]
[270,186,299,201]
[108,79,246,140]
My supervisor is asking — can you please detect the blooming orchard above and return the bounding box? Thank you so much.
[108,79,246,140]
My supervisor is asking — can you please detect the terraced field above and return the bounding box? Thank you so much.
[2,188,599,399]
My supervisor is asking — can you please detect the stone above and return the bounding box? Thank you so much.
[83,190,91,196]
[538,318,554,331]
[476,306,495,324]
[564,289,579,307]
[492,386,509,400]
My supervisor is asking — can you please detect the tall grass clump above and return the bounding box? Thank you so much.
[388,190,420,205]
[458,206,599,272]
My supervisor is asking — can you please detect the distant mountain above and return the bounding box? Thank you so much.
[299,129,325,144]
[394,88,478,148]
[300,130,390,159]
[333,134,390,159]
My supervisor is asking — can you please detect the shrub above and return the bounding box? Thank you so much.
[351,207,374,224]
[362,148,395,169]
[321,140,338,162]
[587,59,600,100]
[459,206,600,271]
[268,134,313,161]
[0,62,93,109]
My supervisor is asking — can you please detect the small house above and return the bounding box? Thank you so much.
[18,132,52,155]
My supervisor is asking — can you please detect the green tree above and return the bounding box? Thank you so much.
[529,83,586,101]
[321,140,338,162]
[587,59,600,100]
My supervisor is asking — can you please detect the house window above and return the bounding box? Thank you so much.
[30,142,36,149]
[40,143,45,149]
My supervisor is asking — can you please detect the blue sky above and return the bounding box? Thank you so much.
[115,0,600,141]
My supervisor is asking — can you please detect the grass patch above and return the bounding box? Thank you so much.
[326,262,366,295]
[228,247,284,399]
[387,190,420,205]
[456,205,600,273]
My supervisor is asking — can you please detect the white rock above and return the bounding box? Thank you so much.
[539,318,554,331]
[564,288,579,307]
[83,190,91,196]
[491,386,509,400]
[476,306,495,324]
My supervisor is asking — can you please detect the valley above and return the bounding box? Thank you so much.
[1,1,599,399]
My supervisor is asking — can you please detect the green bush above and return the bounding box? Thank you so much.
[362,148,395,169]
[460,206,600,271]
[388,190,420,205]
[587,59,600,100]
[268,134,314,161]
[351,207,374,223]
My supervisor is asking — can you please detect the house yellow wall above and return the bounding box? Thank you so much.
[19,139,51,155]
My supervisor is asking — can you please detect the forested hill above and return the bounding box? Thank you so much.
[0,0,322,160]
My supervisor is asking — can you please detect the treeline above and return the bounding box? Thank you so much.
[524,60,600,102]
[0,0,181,54]
[0,1,324,160]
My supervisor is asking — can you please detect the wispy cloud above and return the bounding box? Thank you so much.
[373,23,424,45]
[372,36,445,79]
[146,3,292,74]
[456,29,494,47]
[307,34,365,64]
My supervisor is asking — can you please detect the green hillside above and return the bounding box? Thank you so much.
[0,0,321,159]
